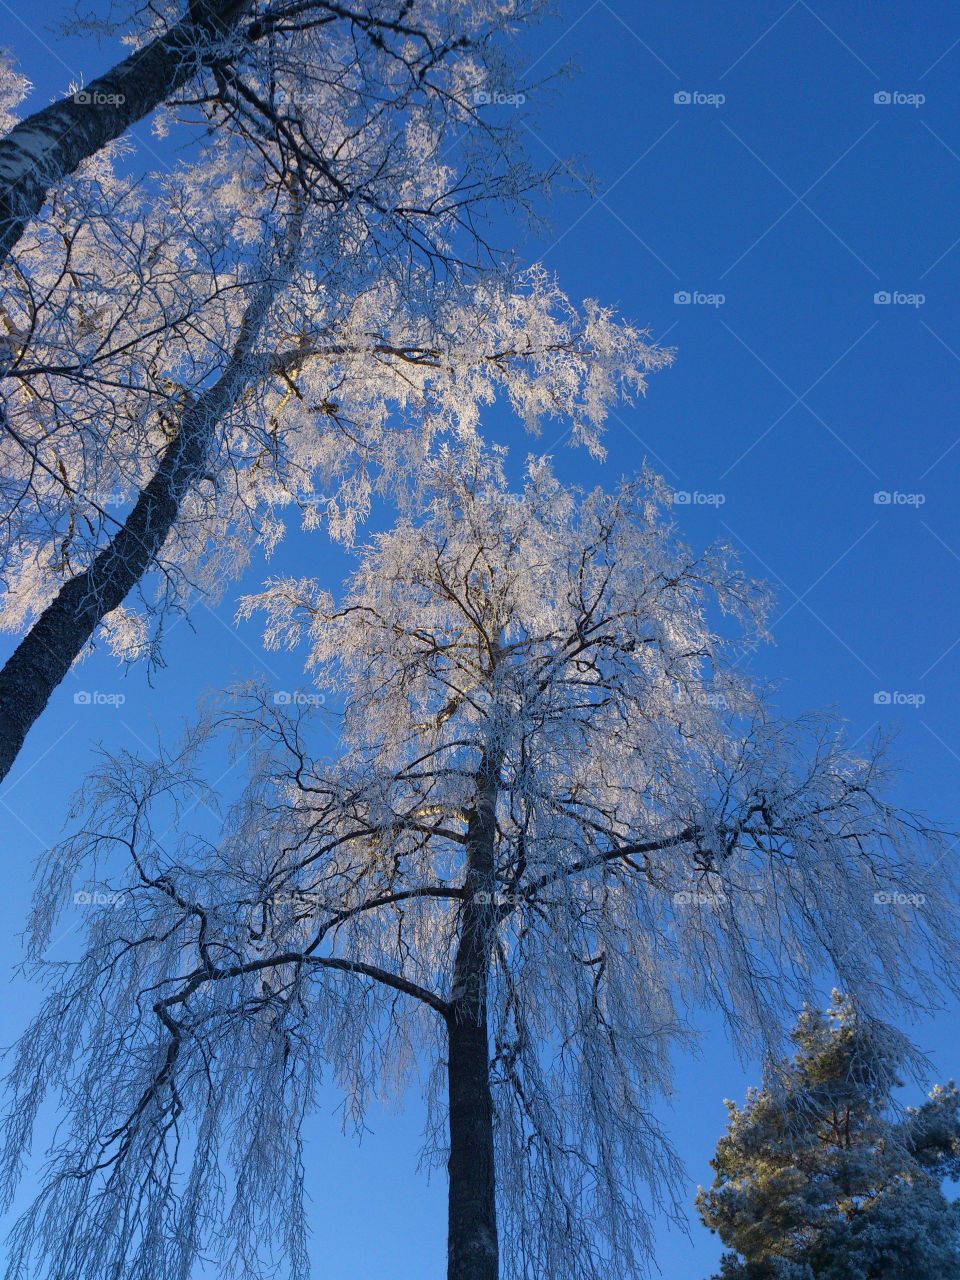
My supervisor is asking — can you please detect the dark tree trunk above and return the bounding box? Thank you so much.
[447,1000,498,1280]
[0,0,252,266]
[0,276,277,781]
[446,754,500,1280]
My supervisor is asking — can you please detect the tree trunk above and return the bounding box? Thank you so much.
[446,753,500,1280]
[0,0,252,266]
[447,999,498,1280]
[0,271,279,781]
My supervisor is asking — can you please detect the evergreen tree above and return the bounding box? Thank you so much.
[698,993,960,1279]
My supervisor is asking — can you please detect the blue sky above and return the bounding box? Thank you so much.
[1,2,960,1276]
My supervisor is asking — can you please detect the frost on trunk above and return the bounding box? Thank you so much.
[4,447,958,1280]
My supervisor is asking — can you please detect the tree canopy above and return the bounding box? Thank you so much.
[4,450,958,1280]
[0,7,670,779]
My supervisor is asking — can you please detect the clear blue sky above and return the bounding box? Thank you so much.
[1,2,959,1276]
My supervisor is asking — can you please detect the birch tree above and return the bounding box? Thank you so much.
[0,0,545,264]
[7,448,955,1280]
[0,8,668,778]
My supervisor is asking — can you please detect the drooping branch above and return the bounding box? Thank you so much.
[516,826,703,903]
[157,948,451,1015]
[301,954,449,1013]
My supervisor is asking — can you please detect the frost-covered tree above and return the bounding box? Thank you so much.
[697,993,960,1280]
[0,7,669,778]
[5,448,958,1280]
[0,0,547,264]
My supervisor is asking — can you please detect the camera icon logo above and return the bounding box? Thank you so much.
[674,91,692,105]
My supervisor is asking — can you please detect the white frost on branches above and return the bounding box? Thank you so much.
[4,448,957,1280]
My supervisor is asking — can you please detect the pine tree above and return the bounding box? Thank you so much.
[697,993,960,1279]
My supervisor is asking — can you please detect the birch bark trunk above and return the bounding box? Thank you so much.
[0,267,280,780]
[0,0,254,265]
